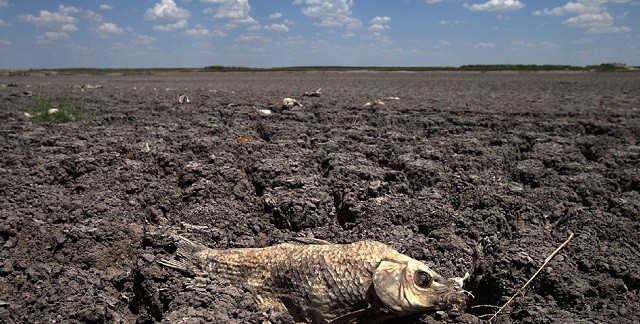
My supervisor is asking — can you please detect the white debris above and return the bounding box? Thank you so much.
[48,108,59,114]
[282,98,303,109]
[24,112,32,118]
[451,272,470,289]
[384,96,400,100]
[253,106,273,116]
[364,99,386,107]
[85,84,103,89]
[302,88,322,97]
[178,94,190,104]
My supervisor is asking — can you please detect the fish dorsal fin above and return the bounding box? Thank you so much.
[290,237,332,245]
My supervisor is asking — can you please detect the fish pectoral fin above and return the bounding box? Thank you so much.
[290,237,332,245]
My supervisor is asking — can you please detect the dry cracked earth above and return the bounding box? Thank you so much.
[0,71,639,323]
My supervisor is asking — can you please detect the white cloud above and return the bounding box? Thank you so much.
[133,35,156,45]
[97,22,124,34]
[269,12,283,19]
[59,5,81,15]
[110,42,125,50]
[235,34,267,42]
[369,16,391,31]
[0,18,9,27]
[531,7,564,16]
[424,0,443,3]
[439,19,464,25]
[153,19,189,31]
[201,0,257,25]
[586,25,631,33]
[465,0,525,12]
[0,40,10,46]
[361,32,391,45]
[512,40,560,51]
[574,37,594,44]
[533,0,632,33]
[18,5,79,32]
[264,23,289,32]
[145,0,190,20]
[84,10,103,22]
[296,0,362,30]
[0,0,12,8]
[185,24,227,36]
[474,42,496,48]
[99,4,114,11]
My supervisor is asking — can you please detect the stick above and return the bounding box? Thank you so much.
[487,232,574,323]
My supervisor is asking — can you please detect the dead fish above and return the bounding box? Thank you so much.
[159,237,468,323]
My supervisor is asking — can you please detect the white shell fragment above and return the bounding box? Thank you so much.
[24,112,32,118]
[48,108,59,114]
[282,98,303,109]
[178,94,190,104]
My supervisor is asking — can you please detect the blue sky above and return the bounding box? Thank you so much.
[0,0,638,68]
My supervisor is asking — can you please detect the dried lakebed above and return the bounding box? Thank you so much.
[0,72,639,323]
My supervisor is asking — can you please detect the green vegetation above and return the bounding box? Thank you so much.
[26,95,87,124]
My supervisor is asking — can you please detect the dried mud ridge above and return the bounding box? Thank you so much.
[1,72,639,323]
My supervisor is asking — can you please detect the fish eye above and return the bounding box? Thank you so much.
[414,271,432,288]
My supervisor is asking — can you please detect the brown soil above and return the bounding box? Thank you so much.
[1,72,639,323]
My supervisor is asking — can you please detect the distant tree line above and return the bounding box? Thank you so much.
[4,63,636,76]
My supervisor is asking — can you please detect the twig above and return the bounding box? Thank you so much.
[487,232,574,323]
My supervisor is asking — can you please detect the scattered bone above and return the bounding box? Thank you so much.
[301,88,322,97]
[282,98,303,109]
[178,94,190,104]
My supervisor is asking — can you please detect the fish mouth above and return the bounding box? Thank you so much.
[435,289,469,312]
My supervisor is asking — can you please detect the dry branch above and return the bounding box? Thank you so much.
[487,232,575,323]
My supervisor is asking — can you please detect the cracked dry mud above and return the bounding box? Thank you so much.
[1,72,639,323]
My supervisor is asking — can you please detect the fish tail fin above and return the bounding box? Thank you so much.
[157,235,208,276]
